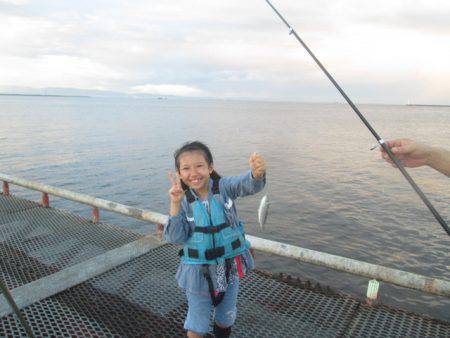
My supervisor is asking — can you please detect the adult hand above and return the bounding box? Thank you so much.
[249,152,266,179]
[381,139,431,168]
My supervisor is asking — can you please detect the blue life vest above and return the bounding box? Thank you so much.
[180,178,250,265]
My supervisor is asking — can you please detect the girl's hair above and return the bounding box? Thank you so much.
[174,141,221,191]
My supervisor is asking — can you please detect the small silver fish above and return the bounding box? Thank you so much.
[258,194,270,230]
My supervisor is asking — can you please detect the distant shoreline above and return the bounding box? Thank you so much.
[406,104,450,108]
[0,93,90,98]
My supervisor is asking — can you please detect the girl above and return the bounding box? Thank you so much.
[164,141,266,338]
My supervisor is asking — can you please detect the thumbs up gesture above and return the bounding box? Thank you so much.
[249,152,266,180]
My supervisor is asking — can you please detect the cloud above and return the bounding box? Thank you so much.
[0,54,122,89]
[0,0,30,4]
[346,0,450,35]
[0,0,449,103]
[130,84,205,97]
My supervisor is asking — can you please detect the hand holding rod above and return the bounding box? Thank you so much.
[265,0,450,236]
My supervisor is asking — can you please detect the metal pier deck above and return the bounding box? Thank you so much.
[0,194,449,337]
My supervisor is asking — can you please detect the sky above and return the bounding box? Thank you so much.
[0,0,449,104]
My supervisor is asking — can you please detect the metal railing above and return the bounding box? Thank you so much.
[0,173,168,225]
[1,173,449,298]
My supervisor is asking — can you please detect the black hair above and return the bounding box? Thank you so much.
[174,141,221,191]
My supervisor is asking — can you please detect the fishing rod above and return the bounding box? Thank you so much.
[0,279,35,338]
[265,0,450,236]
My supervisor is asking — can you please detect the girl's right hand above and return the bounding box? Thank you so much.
[168,171,185,204]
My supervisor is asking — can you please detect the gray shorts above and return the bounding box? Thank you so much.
[184,278,239,335]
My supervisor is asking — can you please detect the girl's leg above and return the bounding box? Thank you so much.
[187,331,205,338]
[185,290,212,337]
[214,278,239,337]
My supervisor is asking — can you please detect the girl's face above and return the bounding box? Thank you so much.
[177,150,213,195]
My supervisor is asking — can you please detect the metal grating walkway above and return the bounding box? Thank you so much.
[0,194,449,337]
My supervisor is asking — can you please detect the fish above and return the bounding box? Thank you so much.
[258,194,270,230]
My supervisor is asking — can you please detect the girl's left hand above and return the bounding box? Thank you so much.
[249,152,266,179]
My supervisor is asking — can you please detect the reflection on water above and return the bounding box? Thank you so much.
[0,96,449,321]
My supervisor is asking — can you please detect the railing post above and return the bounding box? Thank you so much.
[366,279,380,306]
[2,181,9,196]
[42,193,49,207]
[156,223,164,241]
[92,207,99,224]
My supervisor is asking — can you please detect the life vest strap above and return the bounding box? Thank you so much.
[187,248,199,259]
[201,258,233,307]
[185,189,196,203]
[212,178,220,195]
[205,246,225,261]
[181,239,242,261]
[231,238,241,250]
[194,223,229,234]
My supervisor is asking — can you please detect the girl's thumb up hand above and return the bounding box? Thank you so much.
[249,152,266,179]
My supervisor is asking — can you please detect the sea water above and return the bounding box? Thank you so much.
[0,95,449,320]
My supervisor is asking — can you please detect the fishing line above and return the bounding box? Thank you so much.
[265,0,450,236]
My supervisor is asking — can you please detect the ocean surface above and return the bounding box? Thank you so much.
[0,95,449,321]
